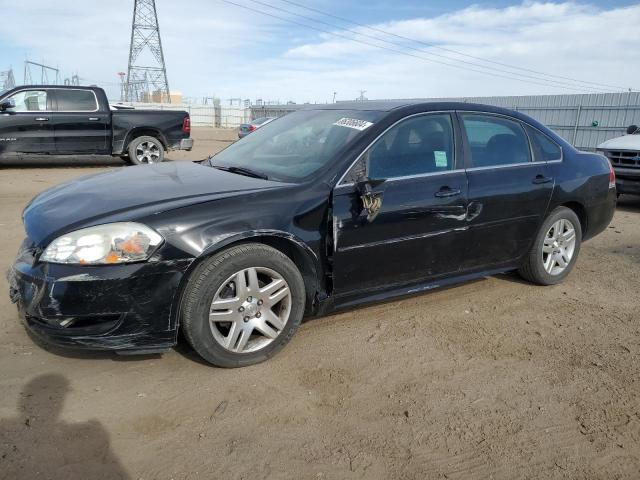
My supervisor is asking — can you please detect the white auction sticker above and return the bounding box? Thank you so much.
[333,118,374,131]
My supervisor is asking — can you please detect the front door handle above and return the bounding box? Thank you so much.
[34,117,49,122]
[434,187,461,198]
[532,175,553,184]
[88,117,100,121]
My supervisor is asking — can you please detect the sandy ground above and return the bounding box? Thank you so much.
[0,128,639,479]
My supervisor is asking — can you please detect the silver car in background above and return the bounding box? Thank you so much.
[238,116,276,138]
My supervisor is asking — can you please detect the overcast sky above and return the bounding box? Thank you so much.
[0,0,638,103]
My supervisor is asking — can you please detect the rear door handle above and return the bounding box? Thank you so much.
[34,117,49,121]
[434,187,462,198]
[532,175,553,184]
[88,117,100,121]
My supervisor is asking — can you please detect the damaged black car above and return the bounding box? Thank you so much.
[8,101,617,367]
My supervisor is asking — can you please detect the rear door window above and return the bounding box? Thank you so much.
[461,114,532,168]
[54,90,98,111]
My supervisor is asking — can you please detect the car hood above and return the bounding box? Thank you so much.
[23,161,289,246]
[598,134,640,151]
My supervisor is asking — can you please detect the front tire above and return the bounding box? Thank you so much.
[180,243,306,367]
[127,135,165,165]
[519,206,582,285]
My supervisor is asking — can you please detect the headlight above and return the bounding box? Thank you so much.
[41,222,163,265]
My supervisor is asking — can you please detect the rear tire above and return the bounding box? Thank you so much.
[519,207,582,285]
[127,135,165,165]
[180,243,306,367]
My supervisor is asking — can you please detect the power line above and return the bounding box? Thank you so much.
[278,0,633,92]
[220,0,611,93]
[248,0,613,93]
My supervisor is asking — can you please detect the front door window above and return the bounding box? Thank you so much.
[7,91,47,112]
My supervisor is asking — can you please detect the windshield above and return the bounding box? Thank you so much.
[212,109,383,182]
[0,89,7,98]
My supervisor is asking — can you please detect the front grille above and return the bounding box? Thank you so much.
[603,150,640,169]
[27,314,122,334]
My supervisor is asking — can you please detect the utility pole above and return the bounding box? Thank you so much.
[126,0,170,103]
[117,72,127,101]
[332,91,337,103]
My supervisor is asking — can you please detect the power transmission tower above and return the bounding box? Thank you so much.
[64,74,80,86]
[126,0,170,103]
[1,68,15,90]
[24,61,59,85]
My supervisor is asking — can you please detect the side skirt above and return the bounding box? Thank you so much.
[315,264,518,316]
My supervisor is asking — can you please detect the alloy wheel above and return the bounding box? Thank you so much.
[541,218,577,275]
[135,141,161,164]
[209,267,291,353]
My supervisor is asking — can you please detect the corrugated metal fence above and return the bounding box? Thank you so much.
[123,93,640,151]
[438,92,640,151]
[251,92,640,151]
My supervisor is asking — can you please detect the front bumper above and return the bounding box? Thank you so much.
[615,177,640,195]
[8,244,192,353]
[613,167,640,195]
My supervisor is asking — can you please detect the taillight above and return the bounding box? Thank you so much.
[248,125,256,132]
[182,116,191,134]
[608,160,616,189]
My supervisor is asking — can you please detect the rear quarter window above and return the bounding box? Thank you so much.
[525,125,562,162]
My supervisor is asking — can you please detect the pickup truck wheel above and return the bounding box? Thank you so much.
[127,136,165,165]
[518,207,582,285]
[180,243,306,367]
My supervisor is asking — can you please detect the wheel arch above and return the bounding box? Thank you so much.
[558,201,588,238]
[124,127,168,151]
[171,231,322,332]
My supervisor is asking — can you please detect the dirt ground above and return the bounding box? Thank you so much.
[0,127,639,479]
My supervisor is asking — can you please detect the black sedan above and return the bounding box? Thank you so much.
[8,101,616,367]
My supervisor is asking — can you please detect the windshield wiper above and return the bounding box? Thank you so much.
[214,165,269,180]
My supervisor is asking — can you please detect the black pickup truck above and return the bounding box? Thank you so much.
[0,85,193,164]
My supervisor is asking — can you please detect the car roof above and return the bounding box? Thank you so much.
[5,85,99,91]
[306,100,518,116]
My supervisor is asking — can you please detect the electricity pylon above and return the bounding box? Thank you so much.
[126,0,170,102]
[1,68,15,90]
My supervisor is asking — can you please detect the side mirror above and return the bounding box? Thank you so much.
[355,178,385,222]
[627,125,639,135]
[0,99,15,111]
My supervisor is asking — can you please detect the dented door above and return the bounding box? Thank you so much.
[331,171,469,295]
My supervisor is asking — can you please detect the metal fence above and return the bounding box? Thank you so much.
[120,92,640,151]
[120,102,251,128]
[251,92,640,152]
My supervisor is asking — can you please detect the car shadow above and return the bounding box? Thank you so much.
[172,334,215,366]
[0,373,131,479]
